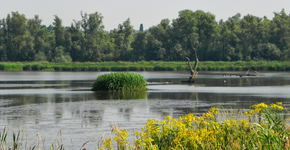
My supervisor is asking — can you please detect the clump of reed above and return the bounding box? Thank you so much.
[0,127,67,150]
[91,73,147,91]
[99,102,290,150]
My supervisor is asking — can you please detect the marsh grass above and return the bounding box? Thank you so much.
[0,61,290,71]
[91,73,147,91]
[0,127,68,150]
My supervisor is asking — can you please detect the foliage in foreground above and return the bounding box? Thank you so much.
[91,73,147,91]
[100,102,289,150]
[0,127,64,150]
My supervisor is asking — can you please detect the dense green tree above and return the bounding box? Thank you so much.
[53,15,64,48]
[215,20,236,61]
[238,15,264,60]
[27,15,50,61]
[131,31,147,61]
[170,10,217,61]
[68,20,84,61]
[52,46,72,63]
[4,12,35,61]
[270,9,290,60]
[257,43,282,60]
[221,13,242,61]
[0,18,8,60]
[98,32,115,61]
[80,12,105,61]
[139,24,144,32]
[112,18,133,61]
[0,9,290,62]
[145,19,171,60]
[34,51,47,61]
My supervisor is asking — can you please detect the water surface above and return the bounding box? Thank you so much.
[0,71,289,149]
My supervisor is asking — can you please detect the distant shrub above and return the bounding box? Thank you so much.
[111,66,128,71]
[128,66,140,71]
[32,64,43,71]
[53,66,62,71]
[92,73,147,91]
[23,65,32,71]
[100,67,110,71]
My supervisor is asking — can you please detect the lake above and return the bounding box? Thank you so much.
[0,71,289,149]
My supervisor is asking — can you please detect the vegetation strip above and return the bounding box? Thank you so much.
[0,61,290,71]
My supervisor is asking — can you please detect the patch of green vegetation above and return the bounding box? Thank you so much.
[91,72,147,91]
[0,61,289,71]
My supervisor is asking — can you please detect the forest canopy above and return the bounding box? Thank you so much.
[0,9,289,62]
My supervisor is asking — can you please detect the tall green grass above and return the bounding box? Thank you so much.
[0,61,289,71]
[91,73,147,91]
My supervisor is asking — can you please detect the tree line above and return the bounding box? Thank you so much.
[0,9,289,62]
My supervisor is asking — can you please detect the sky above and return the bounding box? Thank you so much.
[1,0,290,31]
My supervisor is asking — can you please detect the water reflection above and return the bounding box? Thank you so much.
[82,109,104,127]
[0,71,289,149]
[94,91,147,100]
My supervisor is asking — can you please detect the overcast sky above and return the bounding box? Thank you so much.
[1,0,290,31]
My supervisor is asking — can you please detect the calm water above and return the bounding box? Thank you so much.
[0,71,290,149]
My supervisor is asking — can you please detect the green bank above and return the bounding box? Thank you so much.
[0,61,290,71]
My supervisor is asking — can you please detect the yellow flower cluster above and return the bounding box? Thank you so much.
[210,107,219,114]
[251,103,268,109]
[270,102,284,109]
[245,102,284,116]
[102,138,113,150]
[101,102,289,150]
[111,125,129,149]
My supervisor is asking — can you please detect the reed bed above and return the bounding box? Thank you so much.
[0,61,289,71]
[91,73,147,91]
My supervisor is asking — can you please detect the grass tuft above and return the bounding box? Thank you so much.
[91,72,147,91]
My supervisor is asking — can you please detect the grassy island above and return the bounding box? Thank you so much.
[91,72,147,91]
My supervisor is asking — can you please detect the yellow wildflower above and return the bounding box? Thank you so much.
[270,103,284,109]
[210,107,219,113]
[202,112,214,118]
[251,103,268,109]
[102,138,114,150]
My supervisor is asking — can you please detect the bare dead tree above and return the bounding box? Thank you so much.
[186,41,199,83]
